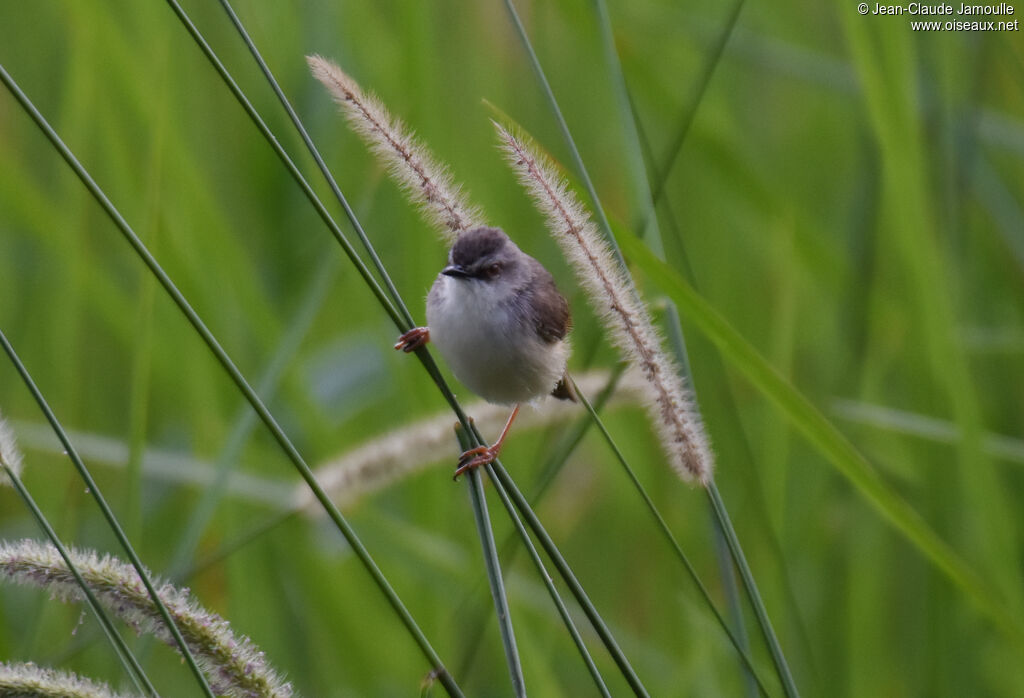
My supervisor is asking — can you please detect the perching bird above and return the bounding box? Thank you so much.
[395,226,574,477]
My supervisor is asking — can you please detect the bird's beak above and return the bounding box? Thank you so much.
[442,264,471,278]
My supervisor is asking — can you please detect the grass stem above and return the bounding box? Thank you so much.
[456,427,526,696]
[483,460,612,697]
[212,0,417,327]
[500,0,629,270]
[571,380,769,696]
[159,5,652,692]
[0,61,463,698]
[707,481,800,697]
[0,326,214,697]
[1,466,157,697]
[479,444,650,697]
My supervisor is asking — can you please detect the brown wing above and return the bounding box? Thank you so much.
[526,262,571,344]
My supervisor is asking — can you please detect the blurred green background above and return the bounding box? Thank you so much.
[1,0,1023,695]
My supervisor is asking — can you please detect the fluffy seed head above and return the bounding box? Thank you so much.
[307,55,485,242]
[496,124,714,484]
[0,409,24,486]
[0,661,131,698]
[0,540,292,698]
[297,370,646,511]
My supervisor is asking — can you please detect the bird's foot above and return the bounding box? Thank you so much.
[394,326,430,353]
[453,445,499,480]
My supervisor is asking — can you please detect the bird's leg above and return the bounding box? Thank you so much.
[394,326,430,353]
[454,404,521,480]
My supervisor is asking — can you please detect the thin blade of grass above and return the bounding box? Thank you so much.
[212,0,416,327]
[0,62,464,698]
[0,327,214,697]
[164,4,648,689]
[706,481,798,696]
[500,0,628,270]
[157,0,471,445]
[832,399,1024,466]
[477,441,651,697]
[479,459,612,697]
[592,0,665,253]
[648,0,745,208]
[709,511,758,698]
[455,426,526,697]
[570,379,770,696]
[158,0,405,327]
[500,4,795,688]
[616,230,1024,648]
[1,467,157,697]
[630,74,821,693]
[590,6,773,693]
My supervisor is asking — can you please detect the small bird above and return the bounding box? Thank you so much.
[395,226,575,478]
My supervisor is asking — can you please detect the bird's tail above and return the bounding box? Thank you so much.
[551,372,577,402]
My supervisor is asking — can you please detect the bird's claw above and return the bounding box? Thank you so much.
[394,327,430,353]
[453,446,499,480]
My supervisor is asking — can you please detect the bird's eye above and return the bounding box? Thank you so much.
[486,263,501,278]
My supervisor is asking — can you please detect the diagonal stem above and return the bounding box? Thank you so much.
[476,435,651,697]
[159,3,648,691]
[157,0,473,439]
[502,2,800,693]
[648,0,746,209]
[456,426,525,697]
[500,0,629,271]
[0,326,214,697]
[0,61,463,698]
[1,466,158,697]
[212,0,416,327]
[707,481,800,697]
[159,0,404,326]
[482,459,612,697]
[571,380,770,696]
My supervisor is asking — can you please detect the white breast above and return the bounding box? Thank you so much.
[426,275,568,405]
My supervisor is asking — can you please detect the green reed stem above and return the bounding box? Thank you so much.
[0,62,463,698]
[501,1,793,692]
[456,426,525,697]
[500,0,629,271]
[634,102,814,691]
[482,460,613,697]
[570,380,769,696]
[160,0,404,327]
[708,481,800,697]
[212,0,416,327]
[163,2,648,691]
[503,1,800,691]
[710,510,760,698]
[475,439,650,697]
[0,326,213,697]
[158,0,468,433]
[1,465,157,697]
[648,0,746,209]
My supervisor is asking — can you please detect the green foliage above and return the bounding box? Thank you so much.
[1,0,1022,695]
